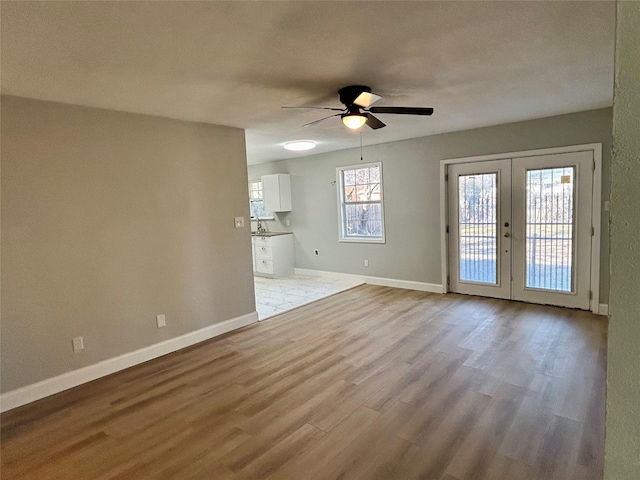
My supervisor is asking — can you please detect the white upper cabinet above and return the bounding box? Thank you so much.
[262,173,292,212]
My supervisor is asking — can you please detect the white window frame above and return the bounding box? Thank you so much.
[336,162,386,244]
[249,180,274,220]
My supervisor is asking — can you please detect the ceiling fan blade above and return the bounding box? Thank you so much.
[282,106,344,112]
[364,113,386,130]
[301,113,342,127]
[353,91,382,108]
[368,106,434,116]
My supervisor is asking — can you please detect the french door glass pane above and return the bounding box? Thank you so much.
[525,167,574,292]
[458,173,498,284]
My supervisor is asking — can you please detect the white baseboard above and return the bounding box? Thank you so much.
[294,267,365,283]
[0,311,258,413]
[364,276,445,293]
[294,268,444,294]
[296,269,607,314]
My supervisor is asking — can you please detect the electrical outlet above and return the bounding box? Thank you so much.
[156,314,166,328]
[72,336,84,352]
[234,216,245,228]
[364,259,369,267]
[285,219,291,226]
[314,249,319,256]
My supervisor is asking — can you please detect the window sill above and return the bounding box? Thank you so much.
[339,237,386,244]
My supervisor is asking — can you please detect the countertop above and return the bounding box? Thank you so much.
[251,231,293,237]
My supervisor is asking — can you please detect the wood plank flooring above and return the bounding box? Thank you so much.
[0,285,607,479]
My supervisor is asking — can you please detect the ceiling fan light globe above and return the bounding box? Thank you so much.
[342,114,367,129]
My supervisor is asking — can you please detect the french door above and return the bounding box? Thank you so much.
[447,151,593,310]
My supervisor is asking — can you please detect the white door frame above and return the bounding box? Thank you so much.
[440,143,602,314]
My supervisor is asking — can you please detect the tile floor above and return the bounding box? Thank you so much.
[254,273,364,320]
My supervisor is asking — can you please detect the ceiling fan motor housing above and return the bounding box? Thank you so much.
[338,85,371,106]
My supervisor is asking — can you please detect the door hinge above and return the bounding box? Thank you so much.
[589,290,593,300]
[593,160,596,171]
[447,275,450,286]
[446,225,449,234]
[445,173,449,182]
[592,226,595,236]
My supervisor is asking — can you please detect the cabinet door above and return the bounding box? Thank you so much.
[263,174,292,212]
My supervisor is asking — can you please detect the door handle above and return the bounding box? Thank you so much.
[504,232,510,238]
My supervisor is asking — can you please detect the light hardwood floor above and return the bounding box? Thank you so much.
[1,285,607,479]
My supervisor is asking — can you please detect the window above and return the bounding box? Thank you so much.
[249,180,273,219]
[337,162,385,243]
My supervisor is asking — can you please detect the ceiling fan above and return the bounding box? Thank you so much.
[282,85,434,130]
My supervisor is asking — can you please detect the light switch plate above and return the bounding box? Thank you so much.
[234,216,245,228]
[72,336,84,352]
[156,314,166,328]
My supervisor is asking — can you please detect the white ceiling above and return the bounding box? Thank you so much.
[1,1,615,165]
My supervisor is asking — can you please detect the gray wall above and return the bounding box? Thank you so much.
[1,96,255,393]
[249,108,612,302]
[605,2,640,478]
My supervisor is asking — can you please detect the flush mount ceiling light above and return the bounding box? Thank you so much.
[342,113,367,129]
[283,141,316,151]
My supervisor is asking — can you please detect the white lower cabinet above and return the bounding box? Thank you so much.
[252,234,294,278]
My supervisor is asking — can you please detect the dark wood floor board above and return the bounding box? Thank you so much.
[0,285,607,479]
